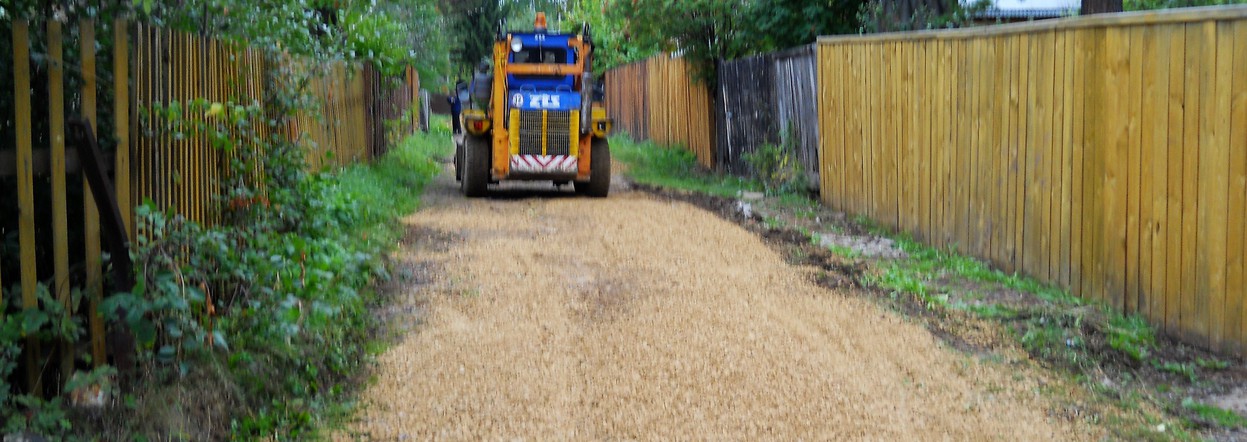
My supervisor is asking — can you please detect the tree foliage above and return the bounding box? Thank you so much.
[856,0,991,32]
[445,0,512,79]
[1124,0,1247,9]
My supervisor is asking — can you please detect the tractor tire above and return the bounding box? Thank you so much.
[461,136,490,197]
[575,138,610,197]
[454,140,463,181]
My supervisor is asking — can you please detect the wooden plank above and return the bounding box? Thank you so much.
[11,19,41,394]
[992,37,1012,265]
[1082,27,1105,303]
[1180,22,1209,341]
[1051,31,1068,286]
[1058,29,1075,289]
[1122,24,1142,314]
[956,39,970,250]
[48,21,70,311]
[1126,25,1145,314]
[115,19,131,239]
[1004,35,1020,272]
[940,39,953,248]
[1230,22,1247,351]
[1033,31,1054,281]
[1166,24,1188,332]
[1071,29,1087,297]
[80,19,102,375]
[1015,34,1031,274]
[920,43,933,242]
[970,37,985,257]
[995,36,1014,269]
[1142,24,1171,324]
[1197,21,1233,347]
[1105,26,1130,312]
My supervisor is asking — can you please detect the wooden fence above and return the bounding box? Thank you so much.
[715,45,821,180]
[605,55,715,168]
[604,60,649,141]
[817,6,1247,352]
[3,19,419,394]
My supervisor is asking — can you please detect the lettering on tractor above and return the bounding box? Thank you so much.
[455,12,614,197]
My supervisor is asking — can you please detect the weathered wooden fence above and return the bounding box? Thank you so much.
[604,60,649,140]
[3,19,419,394]
[715,45,821,180]
[605,55,715,168]
[818,6,1247,352]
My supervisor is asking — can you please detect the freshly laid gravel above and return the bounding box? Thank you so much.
[341,173,1095,440]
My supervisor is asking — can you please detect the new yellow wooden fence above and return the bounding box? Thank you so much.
[606,55,715,168]
[817,6,1247,352]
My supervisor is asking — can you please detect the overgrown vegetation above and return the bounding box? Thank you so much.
[742,125,807,194]
[1,1,454,436]
[611,136,759,198]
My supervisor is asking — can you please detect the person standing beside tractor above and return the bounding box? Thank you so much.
[446,80,466,134]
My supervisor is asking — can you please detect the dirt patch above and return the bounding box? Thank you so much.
[636,184,1247,440]
[340,172,1100,439]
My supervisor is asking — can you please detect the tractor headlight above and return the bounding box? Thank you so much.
[511,39,523,53]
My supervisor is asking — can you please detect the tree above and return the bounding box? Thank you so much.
[610,0,753,83]
[1082,0,1124,13]
[857,0,990,32]
[447,0,512,77]
[747,0,864,52]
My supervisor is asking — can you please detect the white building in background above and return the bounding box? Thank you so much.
[969,0,1081,21]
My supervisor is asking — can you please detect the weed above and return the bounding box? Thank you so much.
[1158,362,1198,383]
[1182,398,1247,428]
[611,137,760,197]
[1105,313,1156,362]
[1195,357,1230,371]
[959,302,1020,319]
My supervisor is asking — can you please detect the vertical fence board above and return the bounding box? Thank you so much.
[80,19,102,376]
[1180,22,1208,339]
[1230,22,1247,350]
[1198,22,1233,346]
[1142,25,1167,324]
[48,21,70,319]
[1125,26,1143,313]
[11,20,42,393]
[1057,30,1073,288]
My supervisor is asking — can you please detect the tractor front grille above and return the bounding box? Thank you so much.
[510,109,577,156]
[518,110,544,155]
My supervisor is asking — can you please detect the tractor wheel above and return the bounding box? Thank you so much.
[461,135,490,197]
[454,139,463,181]
[575,138,610,197]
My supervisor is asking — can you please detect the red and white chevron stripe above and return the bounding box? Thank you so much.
[510,155,579,174]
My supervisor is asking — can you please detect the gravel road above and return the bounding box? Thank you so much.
[341,168,1095,440]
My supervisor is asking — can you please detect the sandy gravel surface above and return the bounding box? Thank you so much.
[342,170,1094,440]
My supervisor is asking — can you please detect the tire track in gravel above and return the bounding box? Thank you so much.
[340,167,1100,440]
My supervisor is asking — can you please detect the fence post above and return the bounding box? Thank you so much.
[49,19,72,383]
[12,19,42,395]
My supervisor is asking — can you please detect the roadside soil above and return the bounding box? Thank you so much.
[338,165,1104,440]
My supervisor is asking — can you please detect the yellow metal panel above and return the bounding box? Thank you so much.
[509,109,521,154]
[569,110,580,156]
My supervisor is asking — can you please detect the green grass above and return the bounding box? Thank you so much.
[337,128,451,245]
[1182,398,1247,428]
[611,136,759,197]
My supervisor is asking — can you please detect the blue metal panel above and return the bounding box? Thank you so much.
[507,90,581,111]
